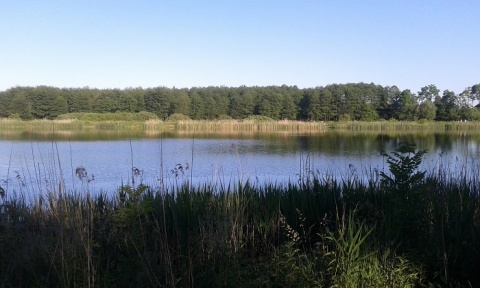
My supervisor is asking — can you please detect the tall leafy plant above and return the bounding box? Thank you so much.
[379,143,430,256]
[380,143,427,193]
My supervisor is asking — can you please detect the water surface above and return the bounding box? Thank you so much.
[1,130,479,198]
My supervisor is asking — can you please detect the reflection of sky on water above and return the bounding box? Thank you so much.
[1,131,480,199]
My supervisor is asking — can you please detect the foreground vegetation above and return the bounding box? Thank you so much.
[1,144,480,287]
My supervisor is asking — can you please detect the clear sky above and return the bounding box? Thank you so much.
[1,1,479,94]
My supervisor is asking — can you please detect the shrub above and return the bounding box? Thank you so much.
[380,142,427,193]
[56,111,159,121]
[243,115,273,121]
[217,114,233,120]
[166,113,191,121]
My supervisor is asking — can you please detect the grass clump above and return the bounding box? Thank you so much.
[323,212,423,287]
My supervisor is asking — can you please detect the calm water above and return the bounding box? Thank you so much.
[1,130,480,198]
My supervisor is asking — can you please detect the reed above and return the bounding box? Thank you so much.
[0,118,84,130]
[329,120,480,131]
[5,117,480,136]
[0,118,25,129]
[174,119,329,133]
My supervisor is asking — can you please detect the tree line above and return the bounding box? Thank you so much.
[1,83,479,121]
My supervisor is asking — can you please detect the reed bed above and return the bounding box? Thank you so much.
[5,118,480,136]
[0,118,84,131]
[329,120,480,131]
[0,118,25,129]
[1,155,480,287]
[143,119,176,131]
[174,119,329,133]
[0,118,170,134]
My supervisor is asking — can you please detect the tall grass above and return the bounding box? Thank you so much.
[5,118,480,137]
[174,119,329,133]
[329,120,480,131]
[0,118,84,131]
[1,146,480,286]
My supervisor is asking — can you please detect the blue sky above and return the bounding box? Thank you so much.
[1,1,479,94]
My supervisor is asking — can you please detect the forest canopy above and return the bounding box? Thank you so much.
[1,83,479,121]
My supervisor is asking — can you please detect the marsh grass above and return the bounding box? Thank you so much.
[0,118,84,131]
[0,117,168,134]
[175,119,329,133]
[5,118,480,139]
[329,120,480,132]
[1,145,480,286]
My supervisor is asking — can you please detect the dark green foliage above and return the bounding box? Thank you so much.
[2,82,479,122]
[418,84,440,102]
[93,90,118,113]
[169,88,190,116]
[256,88,283,119]
[280,93,298,120]
[418,100,436,120]
[144,87,171,119]
[166,113,191,121]
[301,89,322,121]
[391,89,418,121]
[228,88,255,119]
[57,111,159,121]
[11,91,33,119]
[380,143,427,192]
[189,89,205,120]
[435,90,460,121]
[377,143,431,269]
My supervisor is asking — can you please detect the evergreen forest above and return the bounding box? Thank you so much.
[1,83,480,121]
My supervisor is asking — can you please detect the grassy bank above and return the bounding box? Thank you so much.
[1,144,479,287]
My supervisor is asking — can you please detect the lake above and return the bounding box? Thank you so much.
[1,129,479,198]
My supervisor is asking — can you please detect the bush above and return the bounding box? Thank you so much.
[56,111,159,121]
[166,113,191,121]
[7,113,21,120]
[243,115,274,121]
[217,114,233,120]
[380,142,427,192]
